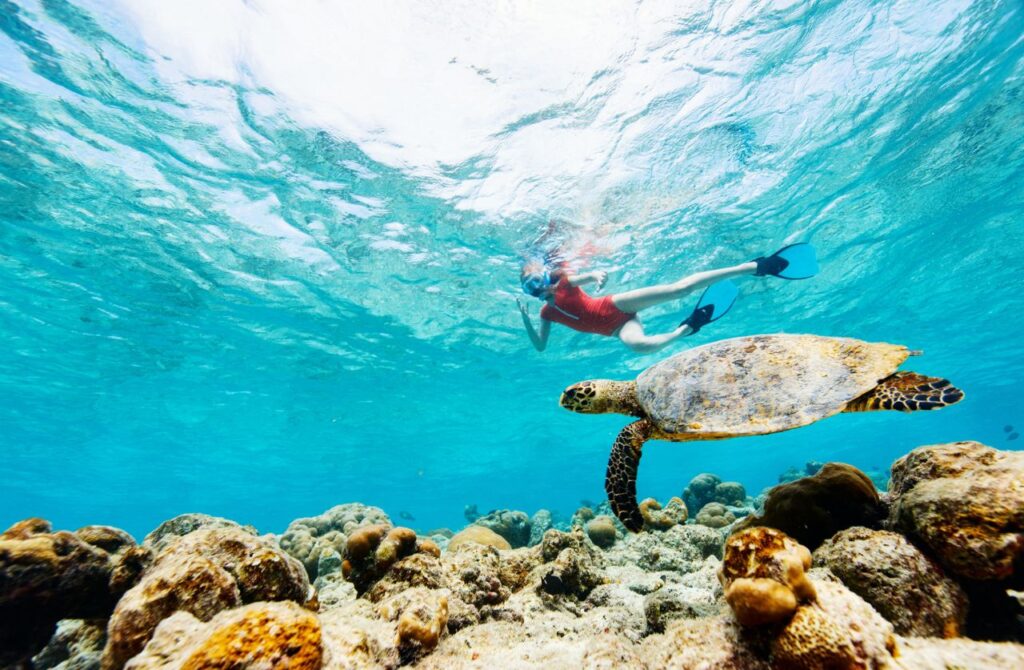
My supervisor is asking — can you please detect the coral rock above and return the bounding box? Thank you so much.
[447,525,511,552]
[527,510,553,547]
[342,525,439,596]
[279,503,391,581]
[102,527,309,670]
[569,506,595,528]
[682,473,722,512]
[33,619,107,670]
[108,546,153,596]
[415,618,643,669]
[378,587,449,664]
[813,526,967,637]
[720,527,815,626]
[638,497,688,531]
[695,502,735,528]
[643,574,722,633]
[893,636,1024,669]
[536,529,606,602]
[641,615,771,669]
[103,555,241,670]
[772,578,896,670]
[604,524,723,573]
[75,526,137,556]
[585,515,619,548]
[472,510,531,549]
[365,553,445,603]
[0,519,125,666]
[123,601,322,670]
[736,462,883,550]
[443,543,511,617]
[714,481,747,506]
[888,441,1024,581]
[319,600,400,668]
[142,514,255,555]
[495,547,543,595]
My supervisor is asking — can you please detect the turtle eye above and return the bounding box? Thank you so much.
[560,384,592,412]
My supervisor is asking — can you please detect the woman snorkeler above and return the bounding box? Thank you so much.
[516,243,817,353]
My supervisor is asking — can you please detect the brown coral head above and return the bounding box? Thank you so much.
[343,524,390,563]
[343,525,435,596]
[75,526,136,555]
[395,595,448,664]
[381,527,418,557]
[735,463,882,550]
[585,516,618,549]
[726,578,799,626]
[720,527,816,627]
[416,539,441,558]
[1,517,52,540]
[771,603,856,668]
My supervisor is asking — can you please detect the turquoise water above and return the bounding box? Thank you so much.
[1,0,1022,539]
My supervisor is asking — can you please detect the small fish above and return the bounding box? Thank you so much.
[398,511,416,521]
[1004,424,1014,433]
[1008,432,1019,442]
[580,499,594,509]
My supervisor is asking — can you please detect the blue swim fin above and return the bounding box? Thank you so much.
[753,242,819,280]
[680,280,739,335]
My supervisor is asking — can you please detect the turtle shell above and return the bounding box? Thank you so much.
[636,334,909,437]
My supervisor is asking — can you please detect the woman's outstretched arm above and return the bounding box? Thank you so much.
[517,299,551,351]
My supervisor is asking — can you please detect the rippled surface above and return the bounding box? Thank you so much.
[1,0,1022,536]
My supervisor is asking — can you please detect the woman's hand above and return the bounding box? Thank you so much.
[516,297,530,315]
[591,270,608,291]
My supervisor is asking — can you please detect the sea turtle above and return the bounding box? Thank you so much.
[559,334,964,532]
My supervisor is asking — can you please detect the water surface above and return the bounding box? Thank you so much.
[1,0,1022,537]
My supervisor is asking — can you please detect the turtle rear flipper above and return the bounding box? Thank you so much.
[605,420,653,532]
[844,372,964,413]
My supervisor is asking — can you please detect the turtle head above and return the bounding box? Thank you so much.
[560,380,642,416]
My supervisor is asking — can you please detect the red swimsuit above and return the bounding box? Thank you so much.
[540,276,636,336]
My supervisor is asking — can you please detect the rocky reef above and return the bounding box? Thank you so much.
[4,440,1023,668]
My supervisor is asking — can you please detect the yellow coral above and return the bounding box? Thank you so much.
[418,539,441,558]
[719,527,815,626]
[179,603,322,670]
[395,594,448,659]
[448,525,511,551]
[585,516,618,548]
[769,578,897,669]
[771,604,854,669]
[724,578,798,626]
[639,497,688,530]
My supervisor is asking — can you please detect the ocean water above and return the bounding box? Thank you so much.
[1,0,1022,540]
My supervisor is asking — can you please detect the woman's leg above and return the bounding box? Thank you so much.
[617,319,693,354]
[611,261,756,314]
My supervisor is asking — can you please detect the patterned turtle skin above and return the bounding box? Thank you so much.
[636,334,909,438]
[559,334,965,532]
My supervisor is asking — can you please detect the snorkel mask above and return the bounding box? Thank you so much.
[521,269,551,298]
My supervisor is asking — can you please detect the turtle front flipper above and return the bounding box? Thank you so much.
[844,372,964,412]
[605,419,654,532]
